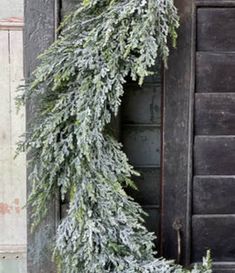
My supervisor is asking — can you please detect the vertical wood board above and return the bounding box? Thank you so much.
[161,0,194,264]
[24,0,59,272]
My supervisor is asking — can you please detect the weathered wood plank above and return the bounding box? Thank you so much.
[195,93,235,135]
[194,136,235,175]
[24,0,56,78]
[197,8,235,51]
[193,176,235,214]
[161,0,194,264]
[211,263,235,273]
[196,52,235,93]
[127,167,160,206]
[122,126,160,166]
[24,0,59,272]
[192,215,235,262]
[196,0,235,6]
[122,85,161,125]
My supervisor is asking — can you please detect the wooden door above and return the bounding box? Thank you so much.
[162,0,235,272]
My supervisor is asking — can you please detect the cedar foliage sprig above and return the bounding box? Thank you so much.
[17,0,212,272]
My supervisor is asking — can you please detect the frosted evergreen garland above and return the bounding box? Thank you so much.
[17,0,212,272]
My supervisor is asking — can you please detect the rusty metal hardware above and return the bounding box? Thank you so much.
[172,219,182,264]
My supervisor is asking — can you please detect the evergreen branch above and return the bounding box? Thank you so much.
[18,0,212,272]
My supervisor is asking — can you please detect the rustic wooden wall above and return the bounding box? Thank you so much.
[162,1,235,271]
[193,6,235,266]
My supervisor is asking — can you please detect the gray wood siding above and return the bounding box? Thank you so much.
[161,0,193,265]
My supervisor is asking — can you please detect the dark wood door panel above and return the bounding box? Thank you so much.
[194,136,235,175]
[127,167,160,206]
[195,93,235,135]
[143,208,160,232]
[122,84,161,124]
[143,208,160,247]
[192,216,235,262]
[196,52,235,93]
[193,176,235,214]
[164,1,235,270]
[122,126,160,166]
[197,8,235,51]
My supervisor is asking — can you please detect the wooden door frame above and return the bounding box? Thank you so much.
[24,0,60,272]
[161,1,235,269]
[161,0,195,266]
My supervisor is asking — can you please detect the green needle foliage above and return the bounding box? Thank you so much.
[17,0,212,272]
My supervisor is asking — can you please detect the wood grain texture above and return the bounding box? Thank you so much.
[196,52,235,93]
[161,0,193,264]
[24,0,59,272]
[193,176,235,214]
[196,0,235,6]
[194,6,235,270]
[195,93,235,135]
[192,215,235,262]
[194,136,235,175]
[197,8,235,51]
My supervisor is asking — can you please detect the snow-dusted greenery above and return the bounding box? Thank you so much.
[17,0,212,272]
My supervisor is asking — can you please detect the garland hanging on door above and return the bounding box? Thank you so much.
[17,0,212,272]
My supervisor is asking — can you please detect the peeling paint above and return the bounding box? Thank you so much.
[0,203,11,215]
[0,199,22,215]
